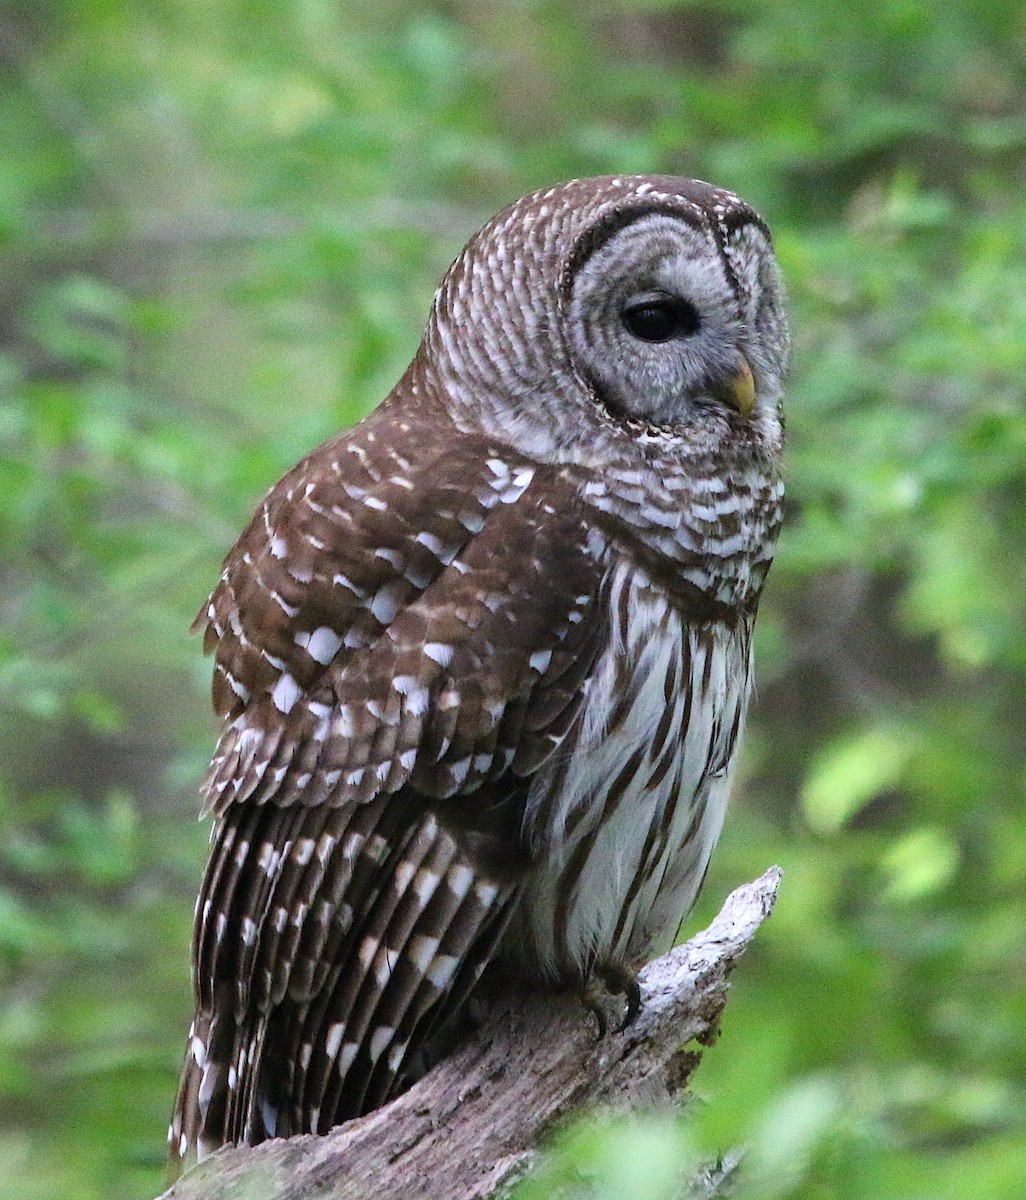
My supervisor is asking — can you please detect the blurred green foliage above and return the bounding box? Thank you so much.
[1,2,1024,1197]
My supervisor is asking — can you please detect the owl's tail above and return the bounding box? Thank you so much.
[167,995,248,1179]
[166,800,518,1181]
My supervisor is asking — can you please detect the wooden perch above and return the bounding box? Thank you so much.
[159,867,780,1200]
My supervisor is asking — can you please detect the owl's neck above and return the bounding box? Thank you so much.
[562,439,783,620]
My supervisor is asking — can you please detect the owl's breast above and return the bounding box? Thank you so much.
[507,557,754,983]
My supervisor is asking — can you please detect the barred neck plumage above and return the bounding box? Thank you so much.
[560,432,784,619]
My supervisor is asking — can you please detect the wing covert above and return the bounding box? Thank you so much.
[203,453,609,820]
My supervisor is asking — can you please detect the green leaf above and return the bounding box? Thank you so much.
[879,826,959,902]
[802,727,913,834]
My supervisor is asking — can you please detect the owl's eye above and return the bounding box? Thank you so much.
[620,292,701,342]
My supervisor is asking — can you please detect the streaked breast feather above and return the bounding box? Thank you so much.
[514,558,753,981]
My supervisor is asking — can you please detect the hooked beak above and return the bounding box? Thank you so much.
[709,359,757,419]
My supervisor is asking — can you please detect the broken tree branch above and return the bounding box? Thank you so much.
[159,867,781,1200]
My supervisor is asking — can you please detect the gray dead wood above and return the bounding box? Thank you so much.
[159,867,780,1200]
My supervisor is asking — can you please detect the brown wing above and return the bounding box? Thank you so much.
[169,412,608,1170]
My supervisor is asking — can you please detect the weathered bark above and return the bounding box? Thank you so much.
[159,867,780,1200]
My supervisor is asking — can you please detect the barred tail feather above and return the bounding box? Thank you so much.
[168,795,515,1172]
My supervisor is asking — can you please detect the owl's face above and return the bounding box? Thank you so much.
[565,210,788,430]
[426,175,788,462]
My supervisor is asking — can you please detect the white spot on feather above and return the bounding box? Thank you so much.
[304,626,342,664]
[459,511,485,533]
[272,672,301,713]
[408,934,440,973]
[392,675,429,715]
[387,1041,408,1072]
[447,756,471,787]
[369,1026,395,1062]
[358,935,378,968]
[270,590,299,617]
[333,705,355,737]
[371,582,404,625]
[338,1042,358,1075]
[426,954,459,990]
[529,649,552,674]
[415,530,456,562]
[424,642,453,667]
[325,1022,345,1060]
[412,868,441,905]
[447,863,474,900]
[332,571,364,595]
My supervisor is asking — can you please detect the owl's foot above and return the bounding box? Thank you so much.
[581,962,642,1039]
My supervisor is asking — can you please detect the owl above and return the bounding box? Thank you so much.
[168,175,788,1171]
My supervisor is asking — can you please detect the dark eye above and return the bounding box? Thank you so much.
[620,292,701,342]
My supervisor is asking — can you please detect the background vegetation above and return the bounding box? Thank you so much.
[2,2,1024,1197]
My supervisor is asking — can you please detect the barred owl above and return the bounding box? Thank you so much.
[169,175,788,1171]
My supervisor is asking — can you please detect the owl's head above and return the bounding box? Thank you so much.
[424,176,788,461]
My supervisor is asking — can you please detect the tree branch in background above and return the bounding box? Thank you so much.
[159,868,780,1200]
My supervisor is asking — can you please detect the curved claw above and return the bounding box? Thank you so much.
[581,963,643,1039]
[581,983,609,1040]
[616,973,642,1033]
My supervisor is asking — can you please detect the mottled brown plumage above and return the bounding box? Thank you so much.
[169,175,788,1173]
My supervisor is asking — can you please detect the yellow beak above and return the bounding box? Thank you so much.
[710,359,757,419]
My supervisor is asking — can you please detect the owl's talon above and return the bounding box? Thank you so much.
[581,964,642,1038]
[598,962,642,1033]
[581,984,609,1040]
[617,975,642,1032]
